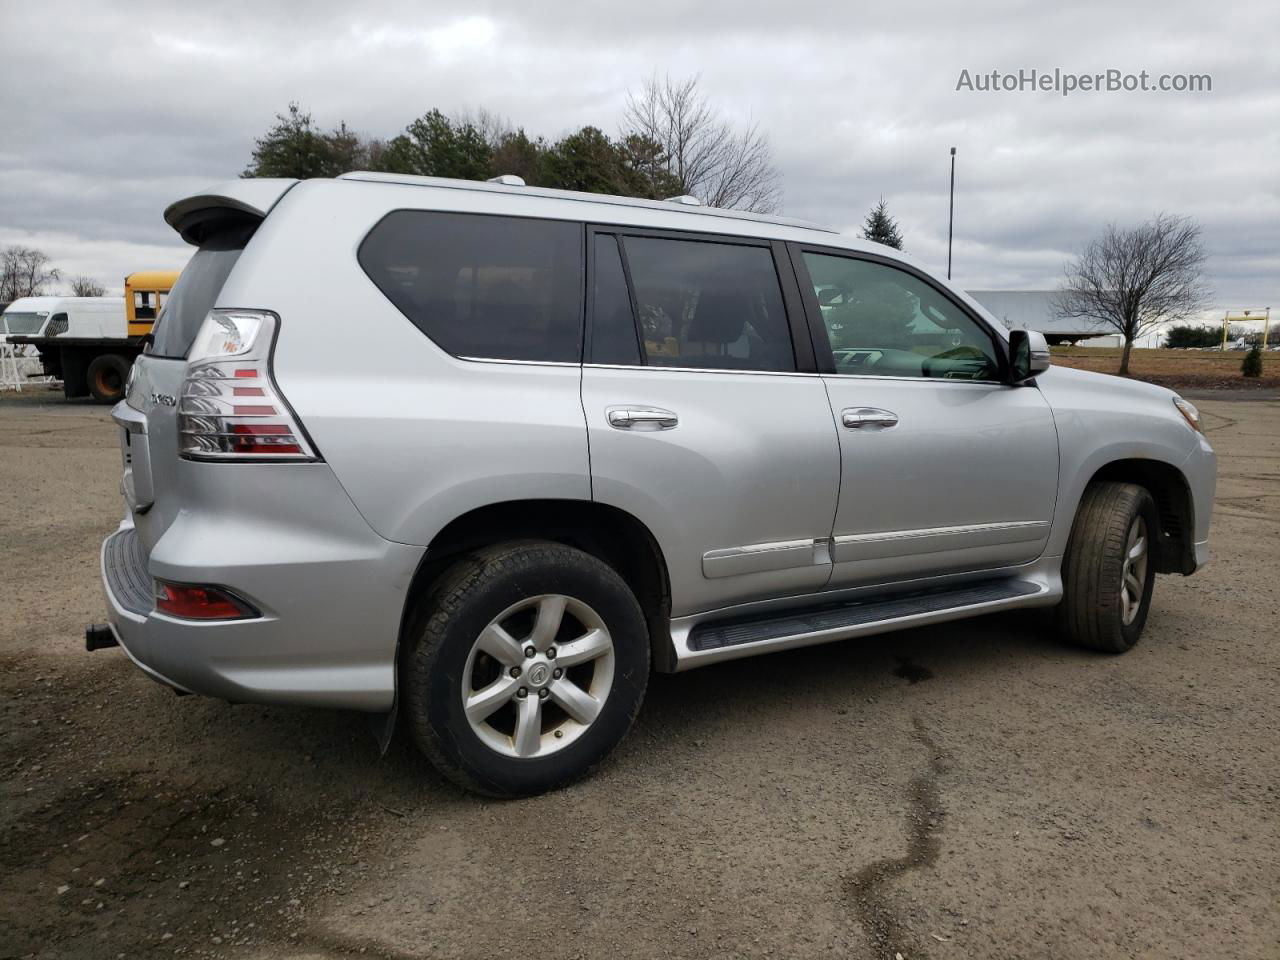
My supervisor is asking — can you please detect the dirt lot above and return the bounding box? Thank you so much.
[1,385,1277,960]
[1052,346,1280,391]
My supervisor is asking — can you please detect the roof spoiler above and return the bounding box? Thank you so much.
[163,178,299,246]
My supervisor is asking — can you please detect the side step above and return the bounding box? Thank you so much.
[688,578,1043,652]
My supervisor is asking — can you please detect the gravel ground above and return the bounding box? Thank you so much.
[1,386,1276,960]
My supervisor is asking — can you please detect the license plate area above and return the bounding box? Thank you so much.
[112,403,154,513]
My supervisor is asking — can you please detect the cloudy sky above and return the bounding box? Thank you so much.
[1,0,1276,320]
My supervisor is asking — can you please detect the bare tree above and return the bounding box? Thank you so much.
[623,74,781,213]
[453,106,513,150]
[69,274,107,297]
[1053,214,1210,375]
[0,246,61,302]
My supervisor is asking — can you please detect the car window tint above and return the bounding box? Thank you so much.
[589,234,640,365]
[360,211,583,363]
[804,253,1000,380]
[150,223,254,358]
[620,236,794,372]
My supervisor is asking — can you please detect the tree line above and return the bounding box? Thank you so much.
[243,75,783,213]
[1163,322,1248,349]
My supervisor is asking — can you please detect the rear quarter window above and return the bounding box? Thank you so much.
[358,211,583,363]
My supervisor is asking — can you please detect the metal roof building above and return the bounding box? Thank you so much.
[967,290,1114,344]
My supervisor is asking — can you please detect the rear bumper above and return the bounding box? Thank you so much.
[99,513,422,712]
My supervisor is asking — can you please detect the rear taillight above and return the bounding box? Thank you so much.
[154,581,258,620]
[178,310,318,460]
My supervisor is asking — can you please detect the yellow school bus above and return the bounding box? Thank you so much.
[124,270,180,337]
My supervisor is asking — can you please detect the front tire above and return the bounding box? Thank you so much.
[403,542,649,797]
[1057,481,1157,653]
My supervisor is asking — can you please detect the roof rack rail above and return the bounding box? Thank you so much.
[664,194,702,206]
[486,174,526,186]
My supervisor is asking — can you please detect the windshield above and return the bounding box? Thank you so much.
[0,312,48,336]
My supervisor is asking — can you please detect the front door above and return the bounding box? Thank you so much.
[581,228,840,617]
[793,247,1060,589]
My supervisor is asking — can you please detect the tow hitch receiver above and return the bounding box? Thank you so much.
[85,623,119,651]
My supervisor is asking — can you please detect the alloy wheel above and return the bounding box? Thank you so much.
[1119,516,1149,626]
[461,594,615,758]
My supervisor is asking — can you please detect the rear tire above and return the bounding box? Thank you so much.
[1057,481,1157,653]
[86,353,131,404]
[403,541,649,797]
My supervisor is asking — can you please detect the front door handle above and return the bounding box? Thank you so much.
[842,407,898,429]
[607,406,679,430]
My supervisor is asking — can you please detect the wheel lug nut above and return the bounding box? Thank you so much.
[546,647,557,659]
[538,688,550,700]
[524,646,536,659]
[510,667,521,678]
[516,687,528,699]
[552,668,563,679]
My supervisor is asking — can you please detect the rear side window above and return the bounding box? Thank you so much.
[621,236,794,372]
[150,224,253,358]
[359,211,583,363]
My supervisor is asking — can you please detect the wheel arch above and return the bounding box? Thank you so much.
[398,499,676,676]
[1086,458,1195,575]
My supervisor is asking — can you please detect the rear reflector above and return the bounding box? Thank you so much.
[155,581,257,620]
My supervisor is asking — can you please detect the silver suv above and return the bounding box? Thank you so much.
[95,173,1216,796]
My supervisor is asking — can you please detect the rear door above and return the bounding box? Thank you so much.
[123,219,259,551]
[792,246,1060,588]
[581,227,841,617]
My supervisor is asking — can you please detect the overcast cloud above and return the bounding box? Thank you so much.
[1,0,1276,318]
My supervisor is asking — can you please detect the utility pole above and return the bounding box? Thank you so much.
[947,147,956,280]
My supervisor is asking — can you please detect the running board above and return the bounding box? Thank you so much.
[676,577,1051,669]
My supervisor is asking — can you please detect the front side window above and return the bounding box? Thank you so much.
[621,236,794,372]
[803,253,1000,380]
[360,211,583,363]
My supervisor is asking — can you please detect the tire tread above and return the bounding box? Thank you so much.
[403,541,647,797]
[1058,481,1155,653]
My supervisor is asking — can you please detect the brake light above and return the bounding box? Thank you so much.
[155,581,257,620]
[178,310,319,460]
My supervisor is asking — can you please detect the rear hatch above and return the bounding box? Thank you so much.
[119,179,296,552]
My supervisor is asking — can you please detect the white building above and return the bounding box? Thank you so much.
[967,290,1118,345]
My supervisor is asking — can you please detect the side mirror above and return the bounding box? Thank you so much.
[1008,329,1051,383]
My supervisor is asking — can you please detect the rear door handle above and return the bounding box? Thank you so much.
[841,407,898,429]
[607,406,679,430]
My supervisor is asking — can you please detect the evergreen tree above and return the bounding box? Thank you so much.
[488,129,548,185]
[861,197,904,249]
[1242,345,1263,378]
[539,127,634,195]
[242,103,368,179]
[374,109,492,180]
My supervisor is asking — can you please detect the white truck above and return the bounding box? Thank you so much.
[2,272,177,403]
[2,296,129,400]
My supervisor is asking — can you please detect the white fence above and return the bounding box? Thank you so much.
[0,341,59,392]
